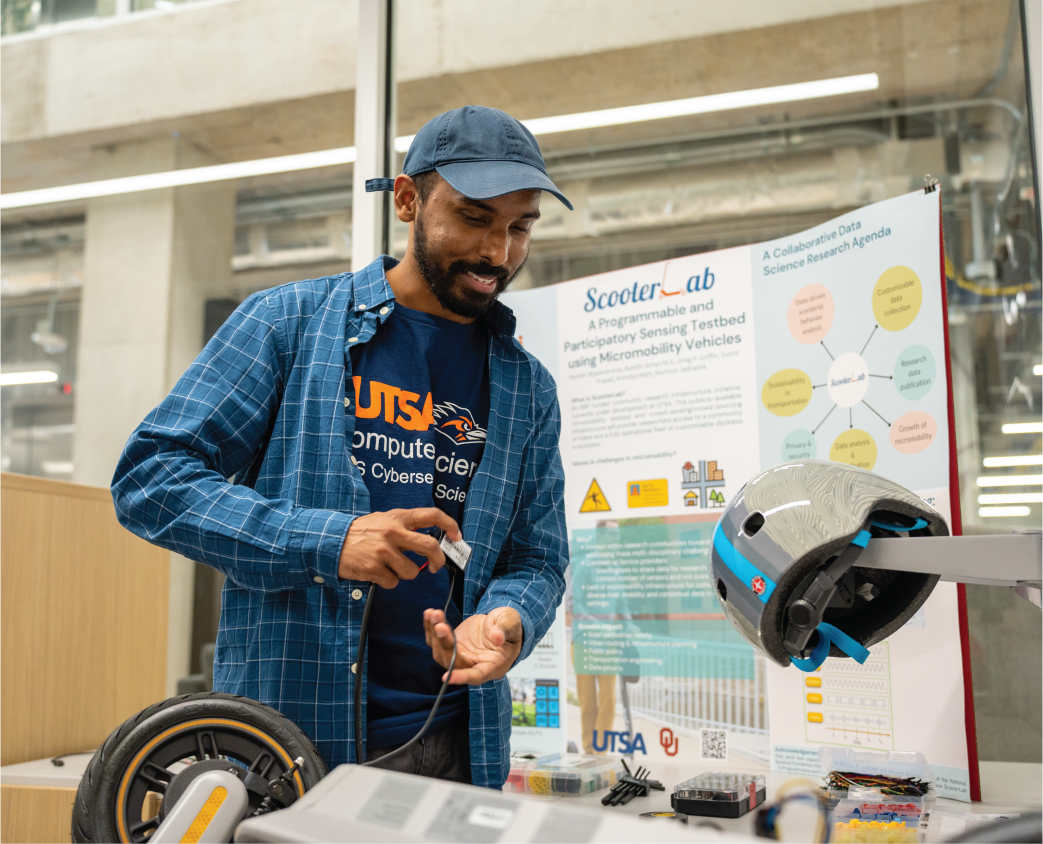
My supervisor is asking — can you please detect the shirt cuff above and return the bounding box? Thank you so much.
[287,508,355,585]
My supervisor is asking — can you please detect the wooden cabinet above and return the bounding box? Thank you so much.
[1,473,169,842]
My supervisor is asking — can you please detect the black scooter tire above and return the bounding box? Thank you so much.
[72,693,327,843]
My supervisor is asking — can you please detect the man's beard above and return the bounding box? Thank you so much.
[412,211,526,319]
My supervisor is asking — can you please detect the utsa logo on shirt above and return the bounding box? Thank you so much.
[432,402,486,444]
[352,377,487,443]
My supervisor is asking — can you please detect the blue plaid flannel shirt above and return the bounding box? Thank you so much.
[111,256,568,788]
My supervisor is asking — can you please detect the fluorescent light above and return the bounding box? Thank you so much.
[978,492,1043,504]
[41,460,75,474]
[0,370,58,386]
[976,474,1043,487]
[979,506,1032,517]
[396,73,879,153]
[983,455,1043,467]
[0,147,358,211]
[3,74,879,208]
[1034,364,1042,376]
[1002,422,1043,434]
[527,74,880,135]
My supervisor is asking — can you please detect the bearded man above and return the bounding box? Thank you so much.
[112,106,570,789]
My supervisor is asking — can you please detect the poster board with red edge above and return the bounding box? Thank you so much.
[501,189,978,797]
[755,188,978,802]
[938,191,981,802]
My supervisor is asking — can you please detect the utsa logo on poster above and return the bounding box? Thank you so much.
[352,377,486,443]
[433,402,487,444]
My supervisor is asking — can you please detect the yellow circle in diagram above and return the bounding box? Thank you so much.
[831,429,877,470]
[762,369,813,417]
[872,266,922,331]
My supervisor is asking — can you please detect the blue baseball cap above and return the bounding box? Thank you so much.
[368,106,573,210]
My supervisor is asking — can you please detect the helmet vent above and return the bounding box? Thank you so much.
[741,512,765,537]
[716,579,727,603]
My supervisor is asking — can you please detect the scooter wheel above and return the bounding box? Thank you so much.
[72,692,327,843]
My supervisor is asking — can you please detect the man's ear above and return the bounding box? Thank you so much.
[394,174,420,223]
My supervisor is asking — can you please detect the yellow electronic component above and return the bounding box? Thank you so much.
[180,786,227,844]
[833,819,917,844]
[807,712,823,723]
[807,692,823,704]
[527,771,551,795]
[805,677,821,687]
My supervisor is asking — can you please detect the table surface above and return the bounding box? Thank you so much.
[563,760,1042,839]
[0,751,93,789]
[2,754,1039,840]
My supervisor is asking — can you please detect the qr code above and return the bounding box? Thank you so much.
[700,729,728,760]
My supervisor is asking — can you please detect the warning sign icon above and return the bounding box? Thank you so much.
[579,478,611,513]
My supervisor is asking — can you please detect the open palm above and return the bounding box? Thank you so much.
[423,606,522,685]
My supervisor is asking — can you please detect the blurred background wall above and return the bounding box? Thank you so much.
[1,0,1039,760]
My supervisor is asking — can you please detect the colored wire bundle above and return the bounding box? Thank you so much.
[825,771,931,797]
[755,778,830,842]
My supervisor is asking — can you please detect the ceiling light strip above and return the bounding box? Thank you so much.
[0,371,58,386]
[977,492,1043,504]
[1,74,878,211]
[976,474,1043,487]
[978,506,1032,517]
[394,73,879,153]
[983,455,1043,467]
[1002,422,1043,434]
[0,147,358,211]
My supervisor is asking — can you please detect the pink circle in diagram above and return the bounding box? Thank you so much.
[787,284,835,344]
[890,411,938,454]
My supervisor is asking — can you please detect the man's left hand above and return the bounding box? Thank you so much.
[422,607,522,685]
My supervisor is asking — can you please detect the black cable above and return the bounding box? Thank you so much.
[353,582,378,764]
[353,566,459,767]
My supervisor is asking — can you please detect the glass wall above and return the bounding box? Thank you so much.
[1,0,206,36]
[1,0,1037,760]
[1,217,83,479]
[389,0,1041,534]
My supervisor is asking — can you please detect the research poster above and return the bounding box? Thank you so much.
[503,190,971,793]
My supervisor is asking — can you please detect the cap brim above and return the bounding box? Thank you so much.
[436,160,573,210]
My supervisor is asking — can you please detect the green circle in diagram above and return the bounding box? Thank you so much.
[781,429,817,461]
[893,344,936,401]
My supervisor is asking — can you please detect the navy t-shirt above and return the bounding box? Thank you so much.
[348,303,489,750]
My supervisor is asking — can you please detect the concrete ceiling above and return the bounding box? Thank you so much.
[0,0,1020,197]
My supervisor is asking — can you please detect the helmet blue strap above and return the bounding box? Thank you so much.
[790,622,870,672]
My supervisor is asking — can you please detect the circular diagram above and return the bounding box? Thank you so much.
[763,266,938,471]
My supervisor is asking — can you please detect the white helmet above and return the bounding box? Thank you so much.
[710,460,947,671]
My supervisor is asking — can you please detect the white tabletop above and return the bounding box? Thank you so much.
[0,752,94,789]
[2,753,1038,841]
[562,759,1042,840]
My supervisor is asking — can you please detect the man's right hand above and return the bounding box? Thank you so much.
[338,508,462,588]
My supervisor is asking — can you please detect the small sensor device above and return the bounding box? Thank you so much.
[436,530,471,571]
